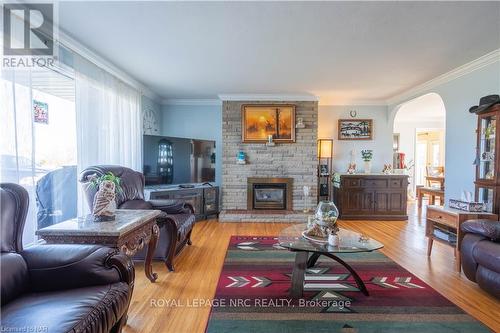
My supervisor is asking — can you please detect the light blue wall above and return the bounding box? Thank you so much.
[319,105,392,173]
[389,60,500,203]
[161,104,222,185]
[158,61,499,199]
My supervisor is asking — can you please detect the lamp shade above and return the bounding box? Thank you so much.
[317,139,333,158]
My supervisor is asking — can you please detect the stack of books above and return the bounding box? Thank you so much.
[433,223,457,245]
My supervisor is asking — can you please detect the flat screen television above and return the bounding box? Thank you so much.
[143,135,216,186]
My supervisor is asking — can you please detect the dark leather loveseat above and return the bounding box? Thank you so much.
[461,219,500,298]
[1,183,135,333]
[79,165,196,271]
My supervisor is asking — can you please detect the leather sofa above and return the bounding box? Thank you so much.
[1,183,135,333]
[79,165,196,271]
[461,219,500,298]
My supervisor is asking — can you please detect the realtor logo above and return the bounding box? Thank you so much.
[3,3,54,56]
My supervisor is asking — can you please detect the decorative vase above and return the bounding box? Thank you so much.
[237,151,246,164]
[364,160,372,174]
[314,201,339,229]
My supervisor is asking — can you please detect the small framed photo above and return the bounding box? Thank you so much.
[338,119,373,140]
[320,164,329,176]
[319,184,329,196]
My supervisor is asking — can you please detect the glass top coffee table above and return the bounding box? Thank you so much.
[278,224,384,298]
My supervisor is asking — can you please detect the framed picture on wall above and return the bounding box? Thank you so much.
[320,164,329,176]
[242,104,296,143]
[319,183,329,196]
[338,119,373,140]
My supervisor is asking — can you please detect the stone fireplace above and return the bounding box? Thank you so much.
[219,99,318,222]
[247,177,293,210]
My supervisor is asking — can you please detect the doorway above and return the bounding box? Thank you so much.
[415,130,445,187]
[392,93,446,199]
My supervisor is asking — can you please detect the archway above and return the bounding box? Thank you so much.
[391,93,446,201]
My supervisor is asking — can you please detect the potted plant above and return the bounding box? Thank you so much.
[88,172,122,222]
[361,150,373,174]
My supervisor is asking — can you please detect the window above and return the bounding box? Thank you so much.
[0,67,77,245]
[431,142,440,167]
[415,142,427,186]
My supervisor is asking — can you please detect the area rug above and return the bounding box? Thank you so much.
[205,236,489,333]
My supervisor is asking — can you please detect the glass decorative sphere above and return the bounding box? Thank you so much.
[314,201,339,228]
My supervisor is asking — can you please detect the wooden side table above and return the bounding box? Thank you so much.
[37,209,162,282]
[425,205,497,272]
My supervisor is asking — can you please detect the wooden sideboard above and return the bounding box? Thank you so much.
[333,174,409,220]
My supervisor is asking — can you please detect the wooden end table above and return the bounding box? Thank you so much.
[425,205,498,272]
[36,209,162,282]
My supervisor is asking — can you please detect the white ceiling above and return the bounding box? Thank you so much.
[58,1,500,104]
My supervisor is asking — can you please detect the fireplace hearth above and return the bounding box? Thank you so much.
[247,178,293,210]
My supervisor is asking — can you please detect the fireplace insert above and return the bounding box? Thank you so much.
[247,177,293,210]
[253,184,287,210]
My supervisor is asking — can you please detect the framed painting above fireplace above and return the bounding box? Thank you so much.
[242,105,296,143]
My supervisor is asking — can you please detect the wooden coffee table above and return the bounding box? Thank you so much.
[36,209,162,282]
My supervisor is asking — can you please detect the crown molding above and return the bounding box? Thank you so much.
[162,98,222,106]
[8,0,163,103]
[57,29,162,103]
[218,94,319,102]
[386,49,500,106]
[319,99,388,106]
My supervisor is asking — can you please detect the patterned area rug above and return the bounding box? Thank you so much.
[205,236,489,333]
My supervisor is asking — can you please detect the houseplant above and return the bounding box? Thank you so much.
[361,150,373,174]
[88,172,122,222]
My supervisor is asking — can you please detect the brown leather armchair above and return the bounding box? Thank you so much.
[461,219,500,299]
[0,183,135,333]
[79,165,196,271]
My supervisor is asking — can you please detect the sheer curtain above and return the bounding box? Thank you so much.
[74,55,142,214]
[1,70,37,245]
[1,67,78,245]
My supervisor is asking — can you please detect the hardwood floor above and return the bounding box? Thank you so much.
[124,202,500,333]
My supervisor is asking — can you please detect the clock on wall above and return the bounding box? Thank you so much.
[143,108,159,135]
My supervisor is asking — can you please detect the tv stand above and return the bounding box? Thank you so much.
[145,184,219,221]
